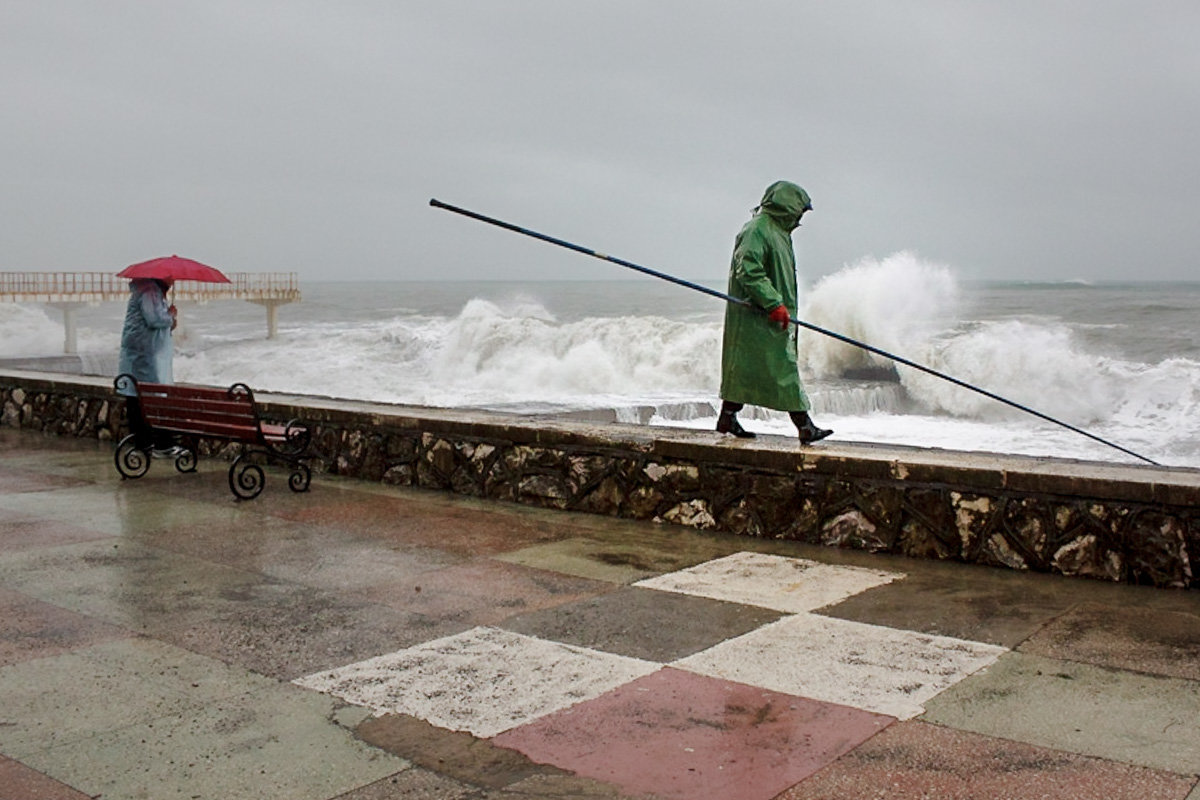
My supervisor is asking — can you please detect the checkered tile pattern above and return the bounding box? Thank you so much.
[296,552,1008,800]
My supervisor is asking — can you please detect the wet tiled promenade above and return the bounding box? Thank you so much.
[1,428,1198,799]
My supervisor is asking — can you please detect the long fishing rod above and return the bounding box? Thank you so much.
[430,198,1159,466]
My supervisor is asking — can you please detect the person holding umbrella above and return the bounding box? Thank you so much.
[114,256,229,456]
[117,277,179,455]
[717,181,832,443]
[119,277,176,384]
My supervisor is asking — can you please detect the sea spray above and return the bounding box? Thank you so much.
[799,251,960,378]
[900,319,1113,421]
[797,254,1130,427]
[178,296,723,408]
[424,298,721,403]
[0,303,112,356]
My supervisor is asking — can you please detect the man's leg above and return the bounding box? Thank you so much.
[717,400,755,439]
[126,396,154,450]
[790,410,833,443]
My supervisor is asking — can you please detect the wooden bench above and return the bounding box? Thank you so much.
[114,373,313,500]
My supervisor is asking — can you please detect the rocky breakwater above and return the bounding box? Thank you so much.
[2,370,1198,589]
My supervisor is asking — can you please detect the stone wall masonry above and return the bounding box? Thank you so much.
[3,369,1198,589]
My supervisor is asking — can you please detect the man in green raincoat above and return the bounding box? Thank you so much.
[718,181,832,443]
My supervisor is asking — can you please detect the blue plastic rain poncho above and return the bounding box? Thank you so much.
[117,279,174,394]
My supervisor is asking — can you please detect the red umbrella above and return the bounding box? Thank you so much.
[117,255,231,284]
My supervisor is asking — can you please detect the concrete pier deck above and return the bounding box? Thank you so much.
[1,427,1198,799]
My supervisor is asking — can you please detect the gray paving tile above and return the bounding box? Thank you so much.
[921,651,1200,773]
[779,720,1196,800]
[493,537,701,584]
[500,585,784,662]
[134,512,464,595]
[0,539,440,680]
[818,561,1093,647]
[22,683,405,800]
[1019,601,1200,681]
[0,637,277,758]
[0,483,216,536]
[0,538,281,628]
[0,596,406,798]
[157,577,457,681]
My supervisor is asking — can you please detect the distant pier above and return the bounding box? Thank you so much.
[0,271,301,353]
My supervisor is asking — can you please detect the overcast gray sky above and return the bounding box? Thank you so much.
[3,1,1198,284]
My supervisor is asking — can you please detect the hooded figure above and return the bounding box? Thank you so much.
[117,278,175,394]
[718,181,832,442]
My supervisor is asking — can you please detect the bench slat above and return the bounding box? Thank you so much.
[136,381,263,444]
[138,382,250,401]
[132,380,304,444]
[141,402,257,425]
[146,418,261,439]
[140,391,251,406]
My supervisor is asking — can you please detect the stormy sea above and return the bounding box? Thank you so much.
[3,252,1198,468]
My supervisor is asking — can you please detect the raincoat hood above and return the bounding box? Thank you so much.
[757,181,812,230]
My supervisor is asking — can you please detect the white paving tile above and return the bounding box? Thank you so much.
[634,551,903,613]
[294,626,660,738]
[672,614,1007,720]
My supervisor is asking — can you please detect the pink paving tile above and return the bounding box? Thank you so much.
[492,667,893,800]
[0,588,132,667]
[275,498,572,556]
[0,755,94,800]
[0,518,113,551]
[0,468,92,495]
[358,558,616,625]
[779,720,1196,800]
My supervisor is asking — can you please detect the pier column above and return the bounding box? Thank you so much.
[50,303,84,354]
[266,301,279,339]
[250,299,291,339]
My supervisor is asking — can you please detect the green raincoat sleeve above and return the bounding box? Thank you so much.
[718,182,812,412]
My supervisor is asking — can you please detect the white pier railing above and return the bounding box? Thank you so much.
[0,271,302,353]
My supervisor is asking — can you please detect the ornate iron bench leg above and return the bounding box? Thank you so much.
[174,437,199,474]
[286,458,312,493]
[114,434,151,479]
[229,451,266,500]
[262,437,313,494]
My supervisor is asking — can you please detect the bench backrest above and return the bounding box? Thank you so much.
[135,380,263,443]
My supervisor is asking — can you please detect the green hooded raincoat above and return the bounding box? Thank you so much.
[719,181,812,412]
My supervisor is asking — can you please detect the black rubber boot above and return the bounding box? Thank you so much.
[717,401,755,439]
[790,411,832,444]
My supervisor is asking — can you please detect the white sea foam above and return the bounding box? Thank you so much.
[177,297,722,408]
[0,303,113,356]
[799,251,960,378]
[3,265,1199,467]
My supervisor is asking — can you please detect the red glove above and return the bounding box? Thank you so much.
[767,305,790,330]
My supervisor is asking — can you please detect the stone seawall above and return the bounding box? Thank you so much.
[3,369,1197,589]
